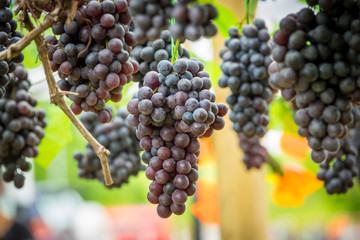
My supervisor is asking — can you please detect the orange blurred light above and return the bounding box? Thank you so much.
[280,132,310,162]
[191,179,220,224]
[272,164,322,207]
[198,138,217,167]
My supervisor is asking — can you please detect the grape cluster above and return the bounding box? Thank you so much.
[170,0,218,41]
[47,0,138,123]
[238,134,268,169]
[0,65,46,188]
[317,137,358,194]
[74,109,144,188]
[131,30,190,86]
[127,59,227,218]
[129,0,172,43]
[0,0,24,98]
[269,2,360,163]
[219,20,273,139]
[316,107,360,194]
[354,125,360,183]
[218,20,273,169]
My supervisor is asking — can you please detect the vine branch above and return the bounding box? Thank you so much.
[21,7,113,185]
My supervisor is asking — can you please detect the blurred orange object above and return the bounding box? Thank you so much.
[192,179,220,224]
[326,214,351,239]
[280,132,310,162]
[198,138,217,167]
[272,164,322,207]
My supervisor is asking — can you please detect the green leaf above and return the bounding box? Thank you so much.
[35,103,73,168]
[22,42,41,69]
[15,14,53,69]
[202,60,222,86]
[212,1,241,38]
[268,97,298,135]
[268,154,284,176]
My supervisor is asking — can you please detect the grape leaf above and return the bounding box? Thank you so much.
[35,103,73,168]
[268,97,298,135]
[212,1,241,38]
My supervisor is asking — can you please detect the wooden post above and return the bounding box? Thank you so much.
[212,0,267,239]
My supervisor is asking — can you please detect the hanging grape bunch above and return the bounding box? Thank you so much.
[47,0,138,124]
[218,19,273,169]
[170,0,218,41]
[127,58,227,218]
[317,138,358,195]
[268,1,360,164]
[238,135,268,169]
[0,65,46,188]
[74,109,144,188]
[131,30,190,86]
[316,106,360,194]
[354,124,360,183]
[129,0,172,43]
[0,0,24,98]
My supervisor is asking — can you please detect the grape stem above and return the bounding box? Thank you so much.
[171,39,180,64]
[0,3,62,62]
[65,1,78,25]
[22,10,114,186]
[60,91,79,97]
[245,0,251,24]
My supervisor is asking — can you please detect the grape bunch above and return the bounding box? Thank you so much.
[126,59,227,218]
[131,30,190,86]
[316,106,360,194]
[170,0,218,41]
[317,137,358,194]
[0,0,24,98]
[129,0,172,43]
[74,109,144,188]
[269,2,360,163]
[218,20,273,168]
[47,0,138,123]
[353,125,360,183]
[238,134,268,169]
[219,21,273,139]
[0,65,46,188]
